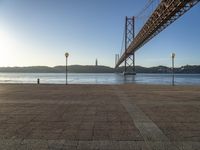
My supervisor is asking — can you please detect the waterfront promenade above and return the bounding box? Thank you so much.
[0,84,200,150]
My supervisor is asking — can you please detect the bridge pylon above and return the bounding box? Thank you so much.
[124,16,136,75]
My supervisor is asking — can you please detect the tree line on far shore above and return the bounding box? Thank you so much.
[0,65,200,73]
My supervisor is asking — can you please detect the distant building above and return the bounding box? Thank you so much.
[95,59,98,66]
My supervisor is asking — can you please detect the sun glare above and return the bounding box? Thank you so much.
[0,30,17,66]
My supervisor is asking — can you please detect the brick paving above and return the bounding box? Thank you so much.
[0,84,200,149]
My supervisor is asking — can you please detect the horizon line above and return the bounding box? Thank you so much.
[0,64,200,68]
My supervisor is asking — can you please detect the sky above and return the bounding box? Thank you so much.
[0,0,200,67]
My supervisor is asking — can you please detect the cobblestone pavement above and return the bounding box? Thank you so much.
[0,84,200,150]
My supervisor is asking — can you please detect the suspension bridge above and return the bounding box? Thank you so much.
[115,0,200,75]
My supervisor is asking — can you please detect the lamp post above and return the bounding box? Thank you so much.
[65,52,69,85]
[171,53,175,86]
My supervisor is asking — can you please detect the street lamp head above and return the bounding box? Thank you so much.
[65,52,69,58]
[171,53,175,58]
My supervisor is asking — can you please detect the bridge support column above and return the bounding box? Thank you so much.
[124,16,136,75]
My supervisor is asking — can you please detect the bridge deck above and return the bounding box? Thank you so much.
[0,84,200,149]
[116,0,200,68]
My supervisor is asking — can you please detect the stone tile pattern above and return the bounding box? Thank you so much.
[0,84,199,149]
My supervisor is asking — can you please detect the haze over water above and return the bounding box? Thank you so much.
[1,73,200,85]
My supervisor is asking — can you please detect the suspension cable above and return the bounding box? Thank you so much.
[135,0,154,19]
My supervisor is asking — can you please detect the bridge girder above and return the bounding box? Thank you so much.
[115,0,200,68]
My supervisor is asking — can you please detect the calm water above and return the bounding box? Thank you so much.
[0,73,200,85]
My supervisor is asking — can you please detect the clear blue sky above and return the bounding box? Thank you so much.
[0,0,200,67]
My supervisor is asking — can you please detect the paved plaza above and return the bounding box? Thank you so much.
[0,84,200,149]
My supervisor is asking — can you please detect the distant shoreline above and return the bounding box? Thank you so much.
[0,65,200,73]
[1,72,200,74]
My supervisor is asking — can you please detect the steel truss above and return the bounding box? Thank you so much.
[116,0,200,68]
[124,16,136,75]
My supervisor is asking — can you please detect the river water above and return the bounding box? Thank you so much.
[0,73,200,85]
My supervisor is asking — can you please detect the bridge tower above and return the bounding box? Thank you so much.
[124,16,136,75]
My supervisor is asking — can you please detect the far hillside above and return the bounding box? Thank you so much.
[0,65,200,73]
